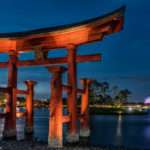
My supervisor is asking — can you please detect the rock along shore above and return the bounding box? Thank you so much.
[0,140,142,150]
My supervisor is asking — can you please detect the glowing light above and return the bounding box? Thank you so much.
[128,107,133,111]
[145,96,150,104]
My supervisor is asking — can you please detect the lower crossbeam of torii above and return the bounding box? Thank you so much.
[0,6,125,148]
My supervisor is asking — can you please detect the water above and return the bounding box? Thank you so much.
[0,108,150,148]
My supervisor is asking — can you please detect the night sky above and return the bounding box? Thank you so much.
[0,0,149,102]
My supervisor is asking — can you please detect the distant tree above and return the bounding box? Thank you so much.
[100,82,109,98]
[118,89,131,103]
[34,100,42,105]
[89,80,132,106]
[89,80,113,105]
[128,102,136,105]
[104,95,113,105]
[89,80,101,105]
[112,86,118,98]
[17,97,26,103]
[97,95,104,104]
[0,92,6,102]
[114,96,122,108]
[137,102,144,106]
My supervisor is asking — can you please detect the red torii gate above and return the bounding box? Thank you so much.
[0,6,125,148]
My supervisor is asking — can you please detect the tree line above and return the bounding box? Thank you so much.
[0,80,132,108]
[89,80,131,107]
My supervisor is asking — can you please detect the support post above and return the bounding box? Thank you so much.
[66,44,79,143]
[24,80,37,133]
[46,66,66,148]
[79,79,92,137]
[3,50,18,138]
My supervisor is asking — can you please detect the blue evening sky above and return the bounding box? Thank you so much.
[0,0,149,102]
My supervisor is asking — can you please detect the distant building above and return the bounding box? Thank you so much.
[144,96,150,104]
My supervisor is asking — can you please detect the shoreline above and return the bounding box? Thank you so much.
[90,107,148,115]
[0,140,144,150]
[0,106,148,115]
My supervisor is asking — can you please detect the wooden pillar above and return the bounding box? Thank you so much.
[3,50,18,138]
[66,44,79,142]
[46,66,66,148]
[79,79,92,137]
[24,80,37,133]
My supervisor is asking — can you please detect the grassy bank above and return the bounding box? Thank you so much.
[90,107,148,115]
[0,104,148,115]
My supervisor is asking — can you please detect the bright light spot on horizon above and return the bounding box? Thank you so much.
[128,107,132,111]
[145,96,150,104]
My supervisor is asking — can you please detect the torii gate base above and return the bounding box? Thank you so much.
[66,44,79,143]
[46,66,66,148]
[3,50,18,138]
[0,48,95,145]
[80,79,92,137]
[24,81,37,133]
[46,65,92,148]
[3,80,37,138]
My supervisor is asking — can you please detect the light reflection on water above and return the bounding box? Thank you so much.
[116,115,122,136]
[0,108,150,148]
[112,115,122,146]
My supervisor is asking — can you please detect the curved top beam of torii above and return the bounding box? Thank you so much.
[0,6,125,53]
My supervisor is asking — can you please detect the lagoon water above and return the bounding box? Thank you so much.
[0,108,150,148]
